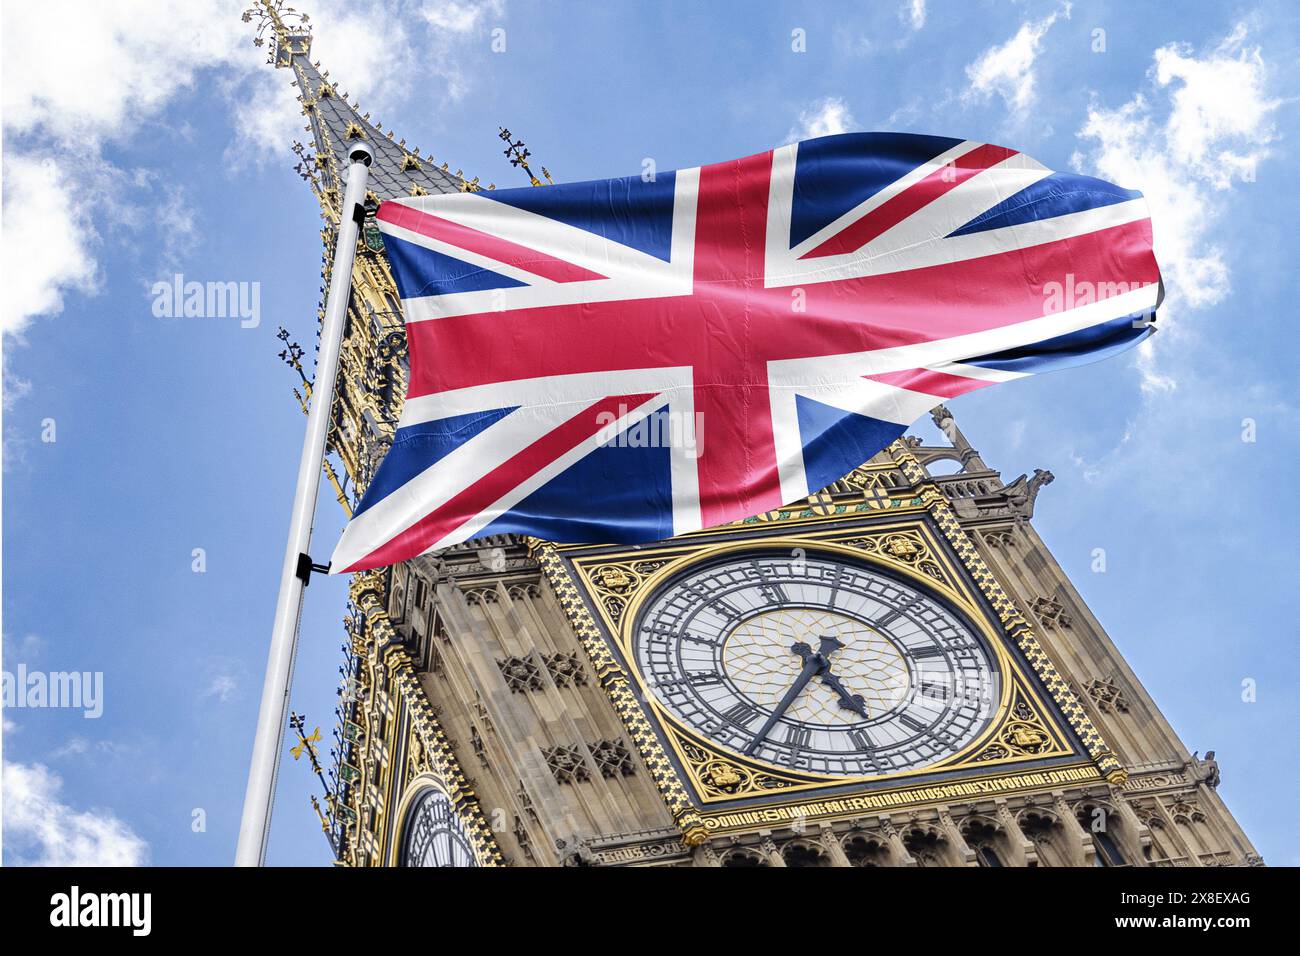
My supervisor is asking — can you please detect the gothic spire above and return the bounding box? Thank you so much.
[243,0,470,215]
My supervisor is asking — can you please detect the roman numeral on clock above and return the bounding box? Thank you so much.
[899,713,931,734]
[849,728,875,751]
[784,724,811,751]
[656,672,723,691]
[721,701,760,727]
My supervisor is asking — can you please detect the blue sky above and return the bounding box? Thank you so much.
[2,0,1296,866]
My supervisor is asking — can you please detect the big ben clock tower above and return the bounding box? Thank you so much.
[249,3,1260,868]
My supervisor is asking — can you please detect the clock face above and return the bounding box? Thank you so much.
[632,552,1001,778]
[399,788,478,867]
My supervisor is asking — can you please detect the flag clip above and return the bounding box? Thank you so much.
[295,552,331,585]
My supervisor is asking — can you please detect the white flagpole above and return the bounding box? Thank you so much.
[236,141,374,867]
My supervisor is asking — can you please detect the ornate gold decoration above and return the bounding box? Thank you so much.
[839,527,951,588]
[972,687,1061,762]
[586,558,672,626]
[290,725,321,761]
[679,739,798,800]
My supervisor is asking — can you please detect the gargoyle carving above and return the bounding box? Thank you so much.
[1002,469,1054,519]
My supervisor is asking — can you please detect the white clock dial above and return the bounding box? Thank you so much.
[633,552,1000,777]
[399,788,479,867]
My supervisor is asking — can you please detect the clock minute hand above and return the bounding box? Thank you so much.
[742,642,824,755]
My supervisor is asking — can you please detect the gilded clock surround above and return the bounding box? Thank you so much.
[534,450,1126,843]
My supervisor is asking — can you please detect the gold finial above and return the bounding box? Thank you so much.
[499,127,555,187]
[289,712,343,857]
[291,725,322,761]
[243,1,312,68]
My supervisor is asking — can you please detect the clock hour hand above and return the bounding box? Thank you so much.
[819,669,869,718]
[741,641,824,755]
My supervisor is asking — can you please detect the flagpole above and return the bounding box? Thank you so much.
[235,141,374,867]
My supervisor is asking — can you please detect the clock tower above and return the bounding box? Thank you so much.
[250,3,1261,867]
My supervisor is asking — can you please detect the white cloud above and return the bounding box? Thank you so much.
[2,760,149,866]
[203,673,239,703]
[1,1,253,150]
[1,0,252,336]
[198,657,245,704]
[421,0,505,34]
[964,4,1070,116]
[3,632,44,659]
[903,0,926,31]
[2,0,506,336]
[788,96,857,143]
[1,156,100,335]
[1073,23,1277,391]
[51,737,92,759]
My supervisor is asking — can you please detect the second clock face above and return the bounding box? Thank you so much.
[632,552,1001,778]
[399,787,479,868]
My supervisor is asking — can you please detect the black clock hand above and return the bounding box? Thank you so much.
[742,641,825,755]
[819,669,869,718]
[815,636,869,717]
[742,636,847,755]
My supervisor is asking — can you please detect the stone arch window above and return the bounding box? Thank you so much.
[961,817,1008,868]
[720,847,768,868]
[902,826,948,866]
[781,841,831,867]
[1018,809,1068,867]
[1168,799,1217,858]
[1075,801,1130,867]
[843,833,891,867]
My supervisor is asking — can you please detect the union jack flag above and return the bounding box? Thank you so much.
[331,132,1161,572]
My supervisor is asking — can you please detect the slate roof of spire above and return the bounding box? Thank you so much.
[280,35,463,202]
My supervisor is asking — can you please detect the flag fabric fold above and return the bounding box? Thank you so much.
[331,132,1161,573]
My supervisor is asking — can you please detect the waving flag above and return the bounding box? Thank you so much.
[331,132,1161,572]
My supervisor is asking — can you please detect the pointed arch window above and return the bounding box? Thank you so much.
[975,844,1003,868]
[1093,829,1126,866]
